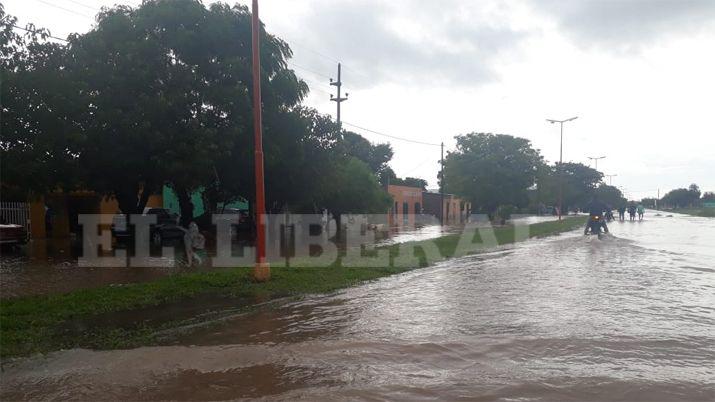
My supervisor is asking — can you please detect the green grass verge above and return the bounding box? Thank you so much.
[664,208,715,217]
[1,216,585,358]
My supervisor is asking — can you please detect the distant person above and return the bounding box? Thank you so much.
[618,205,626,221]
[183,222,205,266]
[637,204,645,221]
[605,207,615,222]
[584,195,610,234]
[628,204,637,221]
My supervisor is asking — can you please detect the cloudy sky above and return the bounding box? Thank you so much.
[6,0,715,198]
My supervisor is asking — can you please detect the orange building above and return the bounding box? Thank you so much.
[387,184,424,227]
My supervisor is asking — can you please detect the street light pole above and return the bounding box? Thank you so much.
[251,0,269,281]
[605,174,617,185]
[588,155,606,171]
[546,116,578,220]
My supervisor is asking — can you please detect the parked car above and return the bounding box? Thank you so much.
[0,223,28,247]
[111,208,184,246]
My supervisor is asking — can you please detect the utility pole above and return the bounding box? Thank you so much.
[605,174,617,185]
[330,63,348,126]
[440,142,445,225]
[588,155,606,171]
[251,0,269,282]
[546,116,578,220]
[656,188,660,209]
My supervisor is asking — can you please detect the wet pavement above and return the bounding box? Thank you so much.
[2,211,714,401]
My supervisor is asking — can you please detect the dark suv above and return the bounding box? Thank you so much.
[111,208,184,246]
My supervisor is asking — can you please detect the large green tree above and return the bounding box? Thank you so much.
[64,0,306,222]
[443,133,543,215]
[661,184,701,208]
[1,5,83,200]
[319,156,391,232]
[536,162,603,211]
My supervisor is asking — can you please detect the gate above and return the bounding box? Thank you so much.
[0,202,30,231]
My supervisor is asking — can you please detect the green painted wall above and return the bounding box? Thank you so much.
[162,186,248,218]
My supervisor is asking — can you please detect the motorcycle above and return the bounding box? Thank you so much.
[586,215,606,239]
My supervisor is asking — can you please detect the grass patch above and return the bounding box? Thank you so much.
[664,208,715,217]
[1,216,585,358]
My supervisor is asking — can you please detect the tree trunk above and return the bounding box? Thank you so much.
[175,187,194,228]
[332,212,342,239]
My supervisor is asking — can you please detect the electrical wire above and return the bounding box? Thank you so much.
[11,24,68,42]
[33,0,94,18]
[342,121,441,147]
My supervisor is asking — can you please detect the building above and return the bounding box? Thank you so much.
[422,191,471,224]
[387,184,423,227]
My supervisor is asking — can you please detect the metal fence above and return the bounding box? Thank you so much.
[0,202,30,231]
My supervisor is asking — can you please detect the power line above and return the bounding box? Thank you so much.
[33,0,94,18]
[11,24,68,42]
[288,62,331,79]
[59,0,97,11]
[342,121,441,147]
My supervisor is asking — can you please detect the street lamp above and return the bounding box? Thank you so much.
[546,116,578,220]
[588,155,606,170]
[605,174,617,185]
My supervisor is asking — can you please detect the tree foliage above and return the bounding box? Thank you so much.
[661,184,702,208]
[443,133,542,214]
[535,162,604,211]
[1,1,393,225]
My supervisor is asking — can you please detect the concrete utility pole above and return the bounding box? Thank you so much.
[330,63,348,126]
[251,0,269,282]
[546,116,578,220]
[440,142,445,225]
[588,155,606,171]
[605,174,617,185]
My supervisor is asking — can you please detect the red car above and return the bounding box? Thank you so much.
[0,223,28,246]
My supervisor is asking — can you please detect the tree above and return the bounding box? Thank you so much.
[443,133,543,215]
[391,176,428,189]
[339,131,393,177]
[702,192,715,202]
[319,157,391,233]
[536,162,603,211]
[594,184,627,208]
[640,197,658,209]
[661,185,702,208]
[688,183,701,200]
[1,6,83,200]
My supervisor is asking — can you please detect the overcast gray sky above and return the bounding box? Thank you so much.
[6,0,715,198]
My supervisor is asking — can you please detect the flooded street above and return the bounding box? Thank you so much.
[2,211,714,401]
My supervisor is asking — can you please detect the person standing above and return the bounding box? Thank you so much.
[183,222,205,266]
[618,205,626,221]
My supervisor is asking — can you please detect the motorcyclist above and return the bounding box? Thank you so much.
[584,195,610,235]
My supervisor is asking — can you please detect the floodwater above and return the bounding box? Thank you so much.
[0,238,192,298]
[2,211,714,401]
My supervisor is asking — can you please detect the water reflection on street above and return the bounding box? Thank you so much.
[2,211,714,401]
